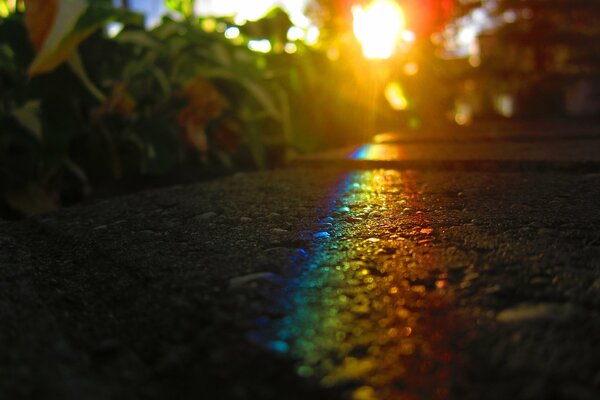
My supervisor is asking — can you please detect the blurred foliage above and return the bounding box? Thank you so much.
[0,0,297,217]
[165,0,195,19]
[1,0,391,218]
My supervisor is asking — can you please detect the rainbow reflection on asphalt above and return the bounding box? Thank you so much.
[350,144,407,161]
[252,145,454,399]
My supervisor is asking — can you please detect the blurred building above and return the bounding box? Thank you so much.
[444,0,600,120]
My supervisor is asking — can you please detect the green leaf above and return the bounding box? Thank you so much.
[29,1,141,75]
[0,0,10,17]
[148,65,172,97]
[28,0,91,75]
[204,69,281,120]
[211,42,233,68]
[164,0,195,18]
[114,30,162,49]
[67,52,106,102]
[11,100,43,140]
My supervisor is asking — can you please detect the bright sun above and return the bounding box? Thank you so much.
[352,0,406,59]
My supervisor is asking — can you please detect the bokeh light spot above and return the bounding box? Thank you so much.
[384,82,409,111]
[224,26,240,40]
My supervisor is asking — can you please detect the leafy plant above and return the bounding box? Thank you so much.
[2,0,403,218]
[0,0,289,217]
[164,0,195,19]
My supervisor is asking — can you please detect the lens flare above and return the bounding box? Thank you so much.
[384,82,409,111]
[353,0,405,59]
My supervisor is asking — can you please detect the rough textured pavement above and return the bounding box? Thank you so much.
[1,137,600,399]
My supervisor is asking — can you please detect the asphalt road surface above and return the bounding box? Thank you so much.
[1,133,600,399]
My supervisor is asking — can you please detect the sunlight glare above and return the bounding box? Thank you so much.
[287,26,304,41]
[402,30,416,43]
[352,0,406,59]
[305,26,320,45]
[197,0,311,27]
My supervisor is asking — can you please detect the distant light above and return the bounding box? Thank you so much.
[495,94,515,117]
[248,39,272,53]
[455,113,470,125]
[284,42,298,54]
[233,15,247,25]
[403,62,419,76]
[472,8,486,22]
[402,30,416,43]
[384,82,408,111]
[107,23,124,38]
[353,0,405,59]
[287,26,304,41]
[305,26,320,45]
[224,26,240,39]
[457,26,477,46]
[454,101,472,125]
[439,4,506,60]
[503,10,518,23]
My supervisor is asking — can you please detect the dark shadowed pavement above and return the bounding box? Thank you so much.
[1,125,600,399]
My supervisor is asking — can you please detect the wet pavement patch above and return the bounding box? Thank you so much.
[249,170,459,400]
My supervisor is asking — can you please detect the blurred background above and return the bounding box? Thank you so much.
[1,0,599,218]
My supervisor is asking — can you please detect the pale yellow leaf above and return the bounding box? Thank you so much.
[25,0,92,75]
